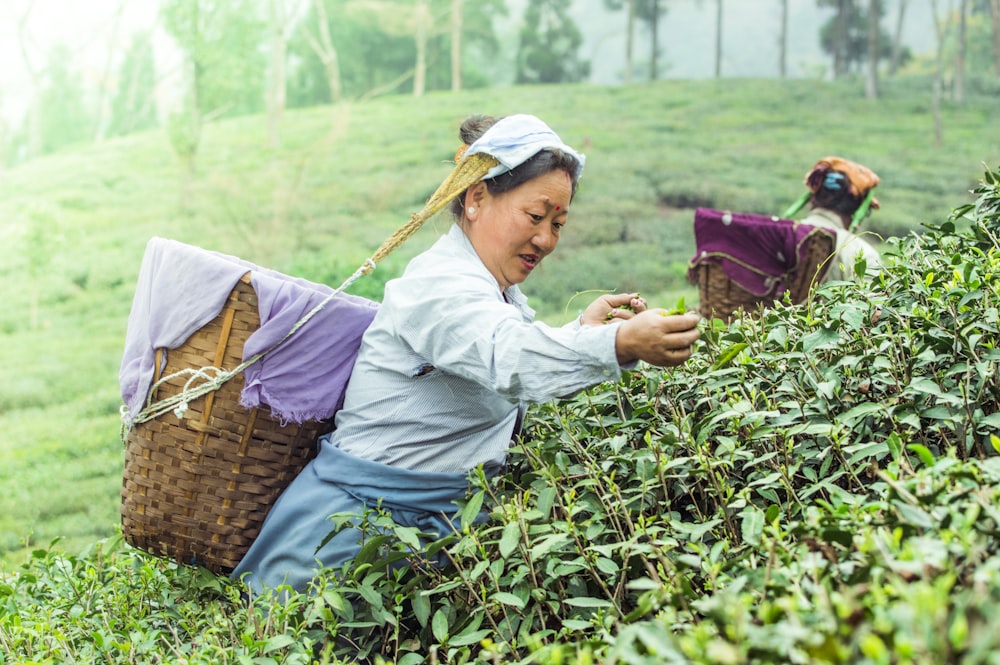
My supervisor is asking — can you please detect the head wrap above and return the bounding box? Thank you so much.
[805,156,880,210]
[463,114,586,181]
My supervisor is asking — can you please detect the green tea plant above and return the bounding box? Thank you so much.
[5,165,1000,664]
[299,164,1000,664]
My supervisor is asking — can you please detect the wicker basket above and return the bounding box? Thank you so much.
[692,220,835,322]
[121,275,334,574]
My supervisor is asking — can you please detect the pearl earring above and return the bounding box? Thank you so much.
[468,207,475,215]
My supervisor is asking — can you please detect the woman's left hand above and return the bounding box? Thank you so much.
[580,293,647,326]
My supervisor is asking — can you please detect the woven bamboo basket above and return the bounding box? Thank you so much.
[121,274,334,574]
[120,152,498,575]
[695,230,835,322]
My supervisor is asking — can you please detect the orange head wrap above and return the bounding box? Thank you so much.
[805,156,880,211]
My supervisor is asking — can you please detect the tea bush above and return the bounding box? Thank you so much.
[4,165,1000,663]
[303,164,1000,664]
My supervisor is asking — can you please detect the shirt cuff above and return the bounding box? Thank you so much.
[577,320,632,378]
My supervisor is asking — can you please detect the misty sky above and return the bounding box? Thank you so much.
[0,0,938,129]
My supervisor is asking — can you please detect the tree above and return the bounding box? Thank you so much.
[817,0,857,77]
[14,0,44,159]
[779,0,788,77]
[714,0,723,77]
[633,0,667,80]
[692,0,723,77]
[956,0,967,104]
[289,0,501,104]
[92,1,126,143]
[818,0,891,78]
[515,0,590,84]
[36,45,92,154]
[414,0,431,96]
[990,0,1000,74]
[889,0,907,75]
[160,0,267,173]
[930,0,947,145]
[267,0,306,147]
[604,0,638,83]
[450,0,463,90]
[450,0,506,89]
[947,1,999,85]
[866,0,879,98]
[108,33,158,138]
[300,0,344,103]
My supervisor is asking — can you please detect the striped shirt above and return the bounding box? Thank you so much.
[330,224,627,474]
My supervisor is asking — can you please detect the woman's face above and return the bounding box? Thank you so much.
[464,169,573,290]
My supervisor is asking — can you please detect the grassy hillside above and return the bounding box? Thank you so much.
[0,77,996,564]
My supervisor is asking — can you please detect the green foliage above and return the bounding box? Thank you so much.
[9,165,1000,662]
[160,0,267,169]
[817,0,900,76]
[108,33,159,138]
[166,107,201,173]
[0,78,996,563]
[516,0,590,84]
[36,45,94,155]
[283,164,1000,663]
[287,0,507,105]
[0,537,337,663]
[161,0,267,118]
[2,83,1000,661]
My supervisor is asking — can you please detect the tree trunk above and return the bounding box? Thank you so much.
[650,0,659,80]
[865,0,879,98]
[714,0,723,78]
[94,1,126,143]
[450,0,462,91]
[835,0,848,78]
[187,58,203,176]
[779,0,788,78]
[625,0,635,83]
[955,0,966,104]
[889,0,906,75]
[267,0,288,147]
[930,0,944,146]
[307,0,343,103]
[990,0,1000,76]
[413,0,429,96]
[16,0,43,159]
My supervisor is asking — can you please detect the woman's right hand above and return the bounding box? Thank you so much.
[614,311,702,367]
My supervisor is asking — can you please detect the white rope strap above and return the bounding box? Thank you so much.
[120,260,373,441]
[120,153,499,442]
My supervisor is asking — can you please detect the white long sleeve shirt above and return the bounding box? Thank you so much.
[330,223,627,473]
[803,208,882,282]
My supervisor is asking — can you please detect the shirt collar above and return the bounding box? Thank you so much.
[445,224,531,312]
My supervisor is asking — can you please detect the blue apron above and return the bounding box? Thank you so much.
[232,436,481,596]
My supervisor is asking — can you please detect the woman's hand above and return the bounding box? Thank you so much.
[580,293,647,326]
[614,311,702,367]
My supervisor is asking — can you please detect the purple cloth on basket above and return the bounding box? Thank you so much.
[120,238,250,425]
[687,208,836,296]
[242,270,378,424]
[119,237,378,426]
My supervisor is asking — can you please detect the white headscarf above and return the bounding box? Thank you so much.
[464,114,586,181]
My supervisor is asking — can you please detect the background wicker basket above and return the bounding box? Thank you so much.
[121,275,334,574]
[690,210,836,322]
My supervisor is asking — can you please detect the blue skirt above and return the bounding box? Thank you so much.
[231,437,479,596]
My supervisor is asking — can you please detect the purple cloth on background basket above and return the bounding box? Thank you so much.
[687,208,836,296]
[120,237,378,426]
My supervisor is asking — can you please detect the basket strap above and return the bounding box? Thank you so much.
[365,152,500,272]
[782,191,810,219]
[123,152,500,436]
